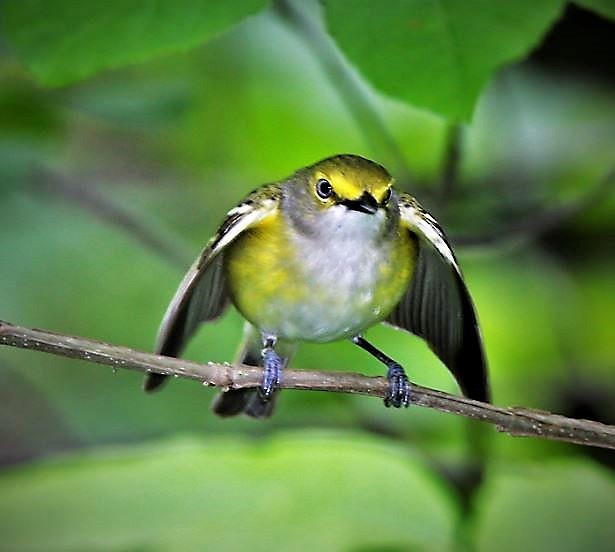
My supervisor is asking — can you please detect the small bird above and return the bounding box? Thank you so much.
[145,154,489,417]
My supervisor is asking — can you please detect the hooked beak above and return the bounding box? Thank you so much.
[341,191,379,214]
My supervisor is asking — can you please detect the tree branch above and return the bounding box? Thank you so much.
[437,123,463,208]
[1,321,614,450]
[32,169,193,270]
[454,166,615,249]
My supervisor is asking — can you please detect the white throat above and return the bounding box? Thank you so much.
[316,204,386,241]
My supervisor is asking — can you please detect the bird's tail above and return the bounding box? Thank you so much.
[211,325,292,419]
[212,388,278,418]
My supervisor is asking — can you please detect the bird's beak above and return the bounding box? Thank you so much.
[341,191,379,214]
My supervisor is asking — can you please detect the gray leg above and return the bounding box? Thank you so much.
[258,335,283,401]
[352,335,411,408]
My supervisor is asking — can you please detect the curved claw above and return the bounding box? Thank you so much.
[384,364,411,408]
[258,348,282,402]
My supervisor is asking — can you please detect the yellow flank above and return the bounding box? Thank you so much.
[371,229,416,319]
[224,209,301,327]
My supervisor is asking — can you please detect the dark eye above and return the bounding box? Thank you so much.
[382,188,392,205]
[316,178,333,200]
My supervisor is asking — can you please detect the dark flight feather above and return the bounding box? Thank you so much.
[386,194,490,403]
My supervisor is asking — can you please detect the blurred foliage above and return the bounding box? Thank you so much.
[473,460,615,552]
[0,0,614,550]
[575,0,615,19]
[0,433,459,551]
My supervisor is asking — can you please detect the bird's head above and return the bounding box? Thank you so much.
[284,154,396,239]
[301,154,393,215]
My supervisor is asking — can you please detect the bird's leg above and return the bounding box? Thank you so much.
[258,335,282,402]
[351,335,411,408]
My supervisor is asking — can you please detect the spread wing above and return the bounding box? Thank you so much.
[386,194,490,402]
[144,185,280,391]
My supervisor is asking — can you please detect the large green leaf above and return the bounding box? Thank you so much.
[2,0,268,86]
[473,460,615,552]
[0,434,458,551]
[325,0,564,120]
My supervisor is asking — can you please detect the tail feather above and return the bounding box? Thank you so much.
[212,388,259,417]
[211,388,278,419]
[143,372,168,392]
[211,325,291,419]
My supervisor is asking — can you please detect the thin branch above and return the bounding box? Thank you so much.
[32,169,193,269]
[437,123,463,208]
[1,320,613,450]
[273,0,413,184]
[454,166,615,249]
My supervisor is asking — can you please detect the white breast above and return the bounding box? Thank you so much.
[273,206,393,341]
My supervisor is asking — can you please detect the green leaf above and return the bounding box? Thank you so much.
[575,0,615,19]
[0,434,458,551]
[2,0,268,86]
[325,0,564,120]
[473,459,615,552]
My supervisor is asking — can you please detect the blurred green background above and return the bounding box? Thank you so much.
[0,1,614,550]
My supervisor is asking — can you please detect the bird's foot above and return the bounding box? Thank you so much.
[385,363,411,408]
[258,347,282,402]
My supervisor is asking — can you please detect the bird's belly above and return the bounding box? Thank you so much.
[265,283,390,342]
[224,215,415,342]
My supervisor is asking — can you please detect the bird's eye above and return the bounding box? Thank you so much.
[315,178,333,200]
[382,187,392,205]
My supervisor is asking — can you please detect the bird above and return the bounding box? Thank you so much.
[144,154,490,417]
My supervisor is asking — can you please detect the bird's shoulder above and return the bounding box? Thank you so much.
[397,192,442,234]
[396,192,458,268]
[201,183,282,265]
[226,183,283,217]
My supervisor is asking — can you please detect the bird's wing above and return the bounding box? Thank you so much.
[154,185,280,358]
[385,193,490,402]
